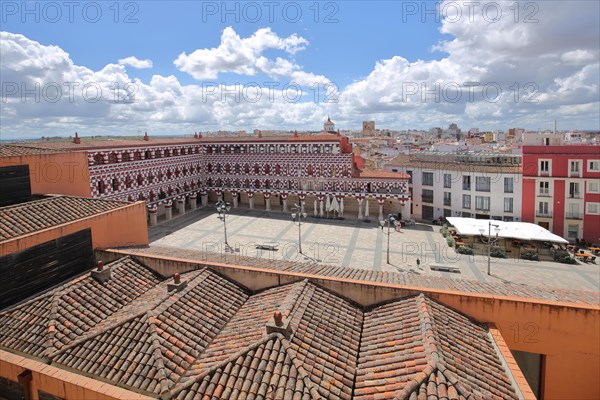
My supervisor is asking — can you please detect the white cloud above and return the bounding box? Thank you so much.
[118,56,153,69]
[2,0,600,139]
[0,31,329,139]
[336,0,600,130]
[173,26,321,85]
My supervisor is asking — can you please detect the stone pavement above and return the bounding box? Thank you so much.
[148,206,600,293]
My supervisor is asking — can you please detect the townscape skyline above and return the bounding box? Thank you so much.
[1,1,599,138]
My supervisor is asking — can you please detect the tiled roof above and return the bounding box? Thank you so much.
[0,256,526,399]
[0,257,161,358]
[0,144,67,157]
[359,169,410,179]
[0,196,128,241]
[14,133,344,151]
[385,154,521,173]
[127,246,600,306]
[357,296,519,399]
[174,335,314,399]
[15,138,202,150]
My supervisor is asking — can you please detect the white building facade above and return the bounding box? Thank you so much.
[385,152,522,222]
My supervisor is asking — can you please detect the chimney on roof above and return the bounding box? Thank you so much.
[273,311,283,326]
[143,131,150,141]
[258,130,262,138]
[194,132,199,139]
[167,272,187,292]
[199,132,203,138]
[266,310,291,337]
[91,260,111,283]
[73,132,81,144]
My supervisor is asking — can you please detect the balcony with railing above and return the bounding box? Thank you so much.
[565,212,583,220]
[536,210,553,218]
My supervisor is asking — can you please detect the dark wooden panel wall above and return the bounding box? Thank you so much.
[0,165,32,207]
[0,229,94,310]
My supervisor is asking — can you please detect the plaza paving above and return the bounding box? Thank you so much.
[149,206,600,293]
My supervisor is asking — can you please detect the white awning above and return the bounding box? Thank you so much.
[446,217,568,244]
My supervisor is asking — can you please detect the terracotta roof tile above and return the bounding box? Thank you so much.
[0,196,128,242]
[357,295,519,399]
[0,256,526,399]
[0,144,67,157]
[128,246,600,306]
[0,256,160,358]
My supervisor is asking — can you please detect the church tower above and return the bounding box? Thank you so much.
[324,116,335,132]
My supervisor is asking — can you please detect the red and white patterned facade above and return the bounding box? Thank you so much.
[80,133,411,220]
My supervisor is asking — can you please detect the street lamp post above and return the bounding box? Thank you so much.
[379,214,400,264]
[216,200,231,248]
[291,204,308,254]
[479,221,500,276]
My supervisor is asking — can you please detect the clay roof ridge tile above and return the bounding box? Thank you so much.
[167,333,281,400]
[145,310,171,396]
[151,268,208,316]
[43,291,63,358]
[279,279,314,327]
[46,306,151,360]
[279,338,324,400]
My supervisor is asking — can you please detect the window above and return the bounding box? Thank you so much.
[538,201,549,216]
[407,171,413,184]
[504,197,513,213]
[567,203,581,219]
[462,176,471,190]
[539,160,550,175]
[587,181,600,193]
[504,177,514,193]
[476,177,491,192]
[422,172,434,186]
[443,192,451,206]
[588,160,600,172]
[422,189,434,203]
[97,180,105,194]
[462,194,471,209]
[569,182,581,198]
[475,196,490,211]
[539,181,550,196]
[443,173,452,188]
[586,202,600,215]
[570,160,581,176]
[567,224,579,239]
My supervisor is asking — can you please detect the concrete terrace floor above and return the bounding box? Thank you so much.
[147,206,600,293]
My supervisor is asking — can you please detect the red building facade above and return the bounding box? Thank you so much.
[522,142,600,243]
[46,132,411,223]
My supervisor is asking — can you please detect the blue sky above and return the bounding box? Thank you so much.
[1,1,599,137]
[3,2,447,84]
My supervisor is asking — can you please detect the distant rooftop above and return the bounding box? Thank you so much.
[0,144,67,158]
[12,132,347,151]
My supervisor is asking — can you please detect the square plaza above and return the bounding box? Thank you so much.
[149,207,600,292]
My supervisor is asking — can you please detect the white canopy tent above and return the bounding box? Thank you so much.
[446,217,568,244]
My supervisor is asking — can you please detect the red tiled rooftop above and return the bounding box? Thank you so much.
[0,256,528,399]
[125,246,600,306]
[0,144,68,157]
[0,196,129,242]
[13,133,345,151]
